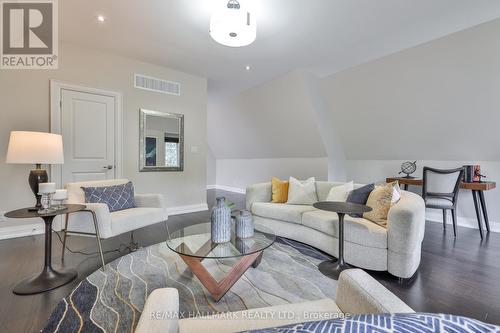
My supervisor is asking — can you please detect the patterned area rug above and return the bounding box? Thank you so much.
[43,237,336,333]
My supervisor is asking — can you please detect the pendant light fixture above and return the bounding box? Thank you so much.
[210,0,256,47]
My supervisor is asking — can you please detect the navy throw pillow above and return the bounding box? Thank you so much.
[243,313,500,333]
[82,182,136,212]
[346,183,374,217]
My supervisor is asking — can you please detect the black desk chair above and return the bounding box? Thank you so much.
[423,167,464,237]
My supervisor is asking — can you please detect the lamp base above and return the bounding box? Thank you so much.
[29,165,48,209]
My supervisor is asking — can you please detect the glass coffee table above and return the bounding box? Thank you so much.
[166,222,275,301]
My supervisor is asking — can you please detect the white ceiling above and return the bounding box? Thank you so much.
[60,0,500,99]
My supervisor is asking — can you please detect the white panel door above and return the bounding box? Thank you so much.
[61,89,116,184]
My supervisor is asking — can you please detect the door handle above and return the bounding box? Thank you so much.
[103,165,113,170]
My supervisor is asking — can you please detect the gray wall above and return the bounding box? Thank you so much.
[215,158,328,191]
[0,43,207,230]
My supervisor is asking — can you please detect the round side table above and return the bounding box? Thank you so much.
[5,204,85,295]
[313,201,372,279]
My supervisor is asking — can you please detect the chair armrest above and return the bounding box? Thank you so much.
[387,191,426,255]
[135,288,179,333]
[66,203,113,239]
[135,194,166,209]
[335,269,414,315]
[245,182,272,210]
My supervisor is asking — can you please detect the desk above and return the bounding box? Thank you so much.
[386,177,495,238]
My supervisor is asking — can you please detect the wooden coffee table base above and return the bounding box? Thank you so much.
[180,251,263,302]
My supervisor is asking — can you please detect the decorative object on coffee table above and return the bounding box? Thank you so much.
[5,204,85,295]
[399,161,417,179]
[235,209,254,238]
[211,197,232,243]
[313,201,372,279]
[167,222,276,301]
[5,131,64,210]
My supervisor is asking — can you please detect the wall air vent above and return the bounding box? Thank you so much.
[134,74,180,96]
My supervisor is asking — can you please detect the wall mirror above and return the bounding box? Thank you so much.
[140,109,184,172]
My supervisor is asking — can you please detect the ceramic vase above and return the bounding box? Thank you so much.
[211,197,232,243]
[235,210,254,239]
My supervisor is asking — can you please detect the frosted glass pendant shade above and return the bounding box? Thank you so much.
[210,4,256,47]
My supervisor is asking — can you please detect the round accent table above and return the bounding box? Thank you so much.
[5,204,85,295]
[313,201,372,279]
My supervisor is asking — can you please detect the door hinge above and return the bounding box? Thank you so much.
[59,99,62,108]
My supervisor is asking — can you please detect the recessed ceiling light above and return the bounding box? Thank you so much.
[245,65,251,71]
[97,15,105,22]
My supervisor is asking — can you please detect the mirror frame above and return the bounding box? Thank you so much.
[139,109,184,172]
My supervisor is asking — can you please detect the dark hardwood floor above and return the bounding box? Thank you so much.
[0,189,499,332]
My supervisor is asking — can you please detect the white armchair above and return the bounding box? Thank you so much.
[62,179,168,269]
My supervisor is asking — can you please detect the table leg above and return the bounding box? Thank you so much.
[478,191,490,233]
[13,216,77,295]
[180,251,262,302]
[403,184,409,191]
[318,212,351,279]
[472,191,484,240]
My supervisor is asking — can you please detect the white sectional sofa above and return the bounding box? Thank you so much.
[246,181,426,279]
[135,269,414,333]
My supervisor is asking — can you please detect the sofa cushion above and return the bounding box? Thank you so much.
[325,181,354,202]
[179,299,342,333]
[82,182,136,212]
[346,183,375,217]
[287,177,318,205]
[363,182,395,227]
[272,177,289,203]
[302,210,387,249]
[111,207,166,236]
[252,203,316,224]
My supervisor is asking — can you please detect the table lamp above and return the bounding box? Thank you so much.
[6,131,64,209]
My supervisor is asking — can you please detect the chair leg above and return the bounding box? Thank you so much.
[442,209,447,230]
[61,213,69,262]
[89,210,106,271]
[451,209,458,238]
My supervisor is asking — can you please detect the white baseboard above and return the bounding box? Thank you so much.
[167,203,208,216]
[426,211,499,233]
[0,203,209,241]
[207,185,246,194]
[0,223,45,240]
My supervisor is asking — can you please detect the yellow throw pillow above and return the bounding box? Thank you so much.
[271,177,289,203]
[363,181,396,228]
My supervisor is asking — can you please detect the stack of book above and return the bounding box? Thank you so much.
[463,165,481,182]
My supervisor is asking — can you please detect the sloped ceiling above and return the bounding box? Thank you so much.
[208,71,326,159]
[320,18,500,161]
[210,19,500,164]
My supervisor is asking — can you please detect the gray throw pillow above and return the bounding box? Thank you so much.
[82,182,136,212]
[346,183,375,217]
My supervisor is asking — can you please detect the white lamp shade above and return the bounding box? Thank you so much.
[210,7,256,47]
[6,131,64,165]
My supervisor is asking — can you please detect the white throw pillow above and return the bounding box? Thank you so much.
[326,181,354,202]
[287,177,318,205]
[391,182,402,204]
